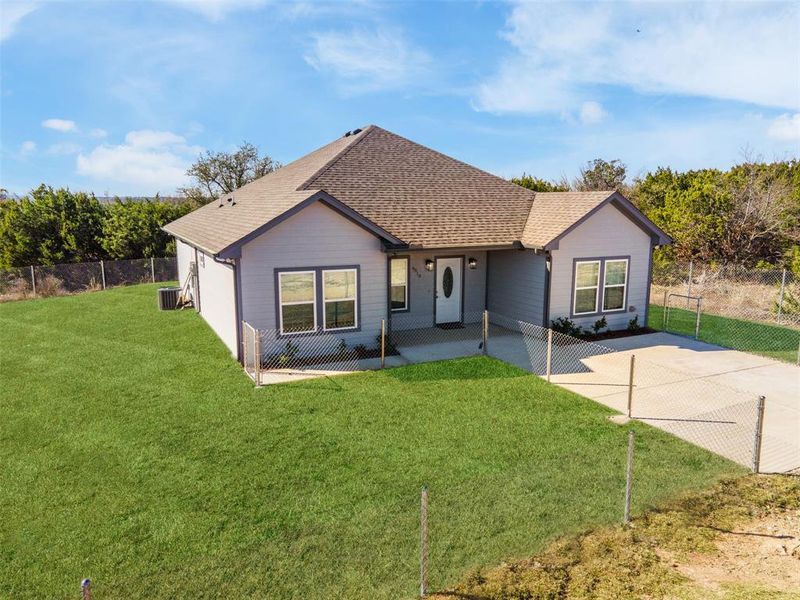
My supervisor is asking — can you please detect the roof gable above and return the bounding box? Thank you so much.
[523,191,671,250]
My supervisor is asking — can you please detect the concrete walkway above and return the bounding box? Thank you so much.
[521,332,798,473]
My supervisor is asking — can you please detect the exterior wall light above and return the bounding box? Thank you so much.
[425,259,434,272]
[468,257,478,270]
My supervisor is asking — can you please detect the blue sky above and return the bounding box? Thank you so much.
[1,0,799,196]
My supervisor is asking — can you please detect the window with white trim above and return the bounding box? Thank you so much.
[323,268,357,330]
[602,259,628,311]
[390,257,408,311]
[278,271,316,334]
[573,260,601,315]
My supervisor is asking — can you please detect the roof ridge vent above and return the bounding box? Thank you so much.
[343,130,352,137]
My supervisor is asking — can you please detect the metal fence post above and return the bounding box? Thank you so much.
[150,257,156,283]
[776,268,787,324]
[30,265,36,296]
[661,290,668,329]
[624,430,635,524]
[686,260,693,307]
[380,319,386,369]
[627,354,636,418]
[81,578,92,600]
[420,486,429,598]
[546,329,553,382]
[100,260,106,289]
[694,298,701,340]
[482,309,488,355]
[254,329,261,387]
[752,395,766,473]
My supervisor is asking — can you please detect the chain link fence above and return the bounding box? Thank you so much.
[650,261,800,363]
[0,257,178,302]
[241,309,790,473]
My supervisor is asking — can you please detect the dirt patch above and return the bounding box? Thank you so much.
[669,510,800,595]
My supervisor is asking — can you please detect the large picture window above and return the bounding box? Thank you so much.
[390,257,409,311]
[573,260,600,315]
[603,259,628,311]
[278,271,316,334]
[323,268,358,330]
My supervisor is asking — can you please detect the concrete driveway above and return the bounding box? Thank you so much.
[489,330,799,473]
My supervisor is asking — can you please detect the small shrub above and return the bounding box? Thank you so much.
[36,275,66,298]
[627,315,640,331]
[277,341,299,367]
[774,284,800,316]
[551,316,583,338]
[4,277,32,300]
[591,316,607,334]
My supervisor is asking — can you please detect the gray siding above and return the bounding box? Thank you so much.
[389,250,487,330]
[239,200,387,348]
[549,203,652,330]
[487,249,547,325]
[196,249,238,355]
[176,239,193,291]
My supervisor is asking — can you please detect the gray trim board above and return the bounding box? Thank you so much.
[569,255,632,320]
[273,264,362,339]
[543,251,552,327]
[643,243,655,327]
[543,192,672,251]
[387,255,411,313]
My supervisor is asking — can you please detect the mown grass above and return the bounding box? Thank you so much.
[1,284,743,599]
[648,304,800,363]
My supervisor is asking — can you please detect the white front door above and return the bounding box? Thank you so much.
[435,257,463,324]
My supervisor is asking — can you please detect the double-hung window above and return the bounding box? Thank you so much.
[573,260,601,315]
[390,257,409,311]
[278,271,316,334]
[602,259,628,311]
[322,268,358,330]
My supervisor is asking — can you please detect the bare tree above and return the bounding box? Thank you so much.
[719,159,799,263]
[179,142,281,205]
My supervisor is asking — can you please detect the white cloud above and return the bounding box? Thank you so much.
[305,27,431,92]
[579,101,607,125]
[478,2,800,115]
[768,113,800,141]
[163,0,268,22]
[1,1,38,42]
[19,140,36,156]
[42,118,78,132]
[76,129,204,194]
[89,128,108,138]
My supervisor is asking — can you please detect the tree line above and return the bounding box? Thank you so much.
[0,143,279,270]
[1,143,797,272]
[513,158,800,272]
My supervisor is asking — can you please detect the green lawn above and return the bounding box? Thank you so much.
[648,304,800,363]
[1,284,742,599]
